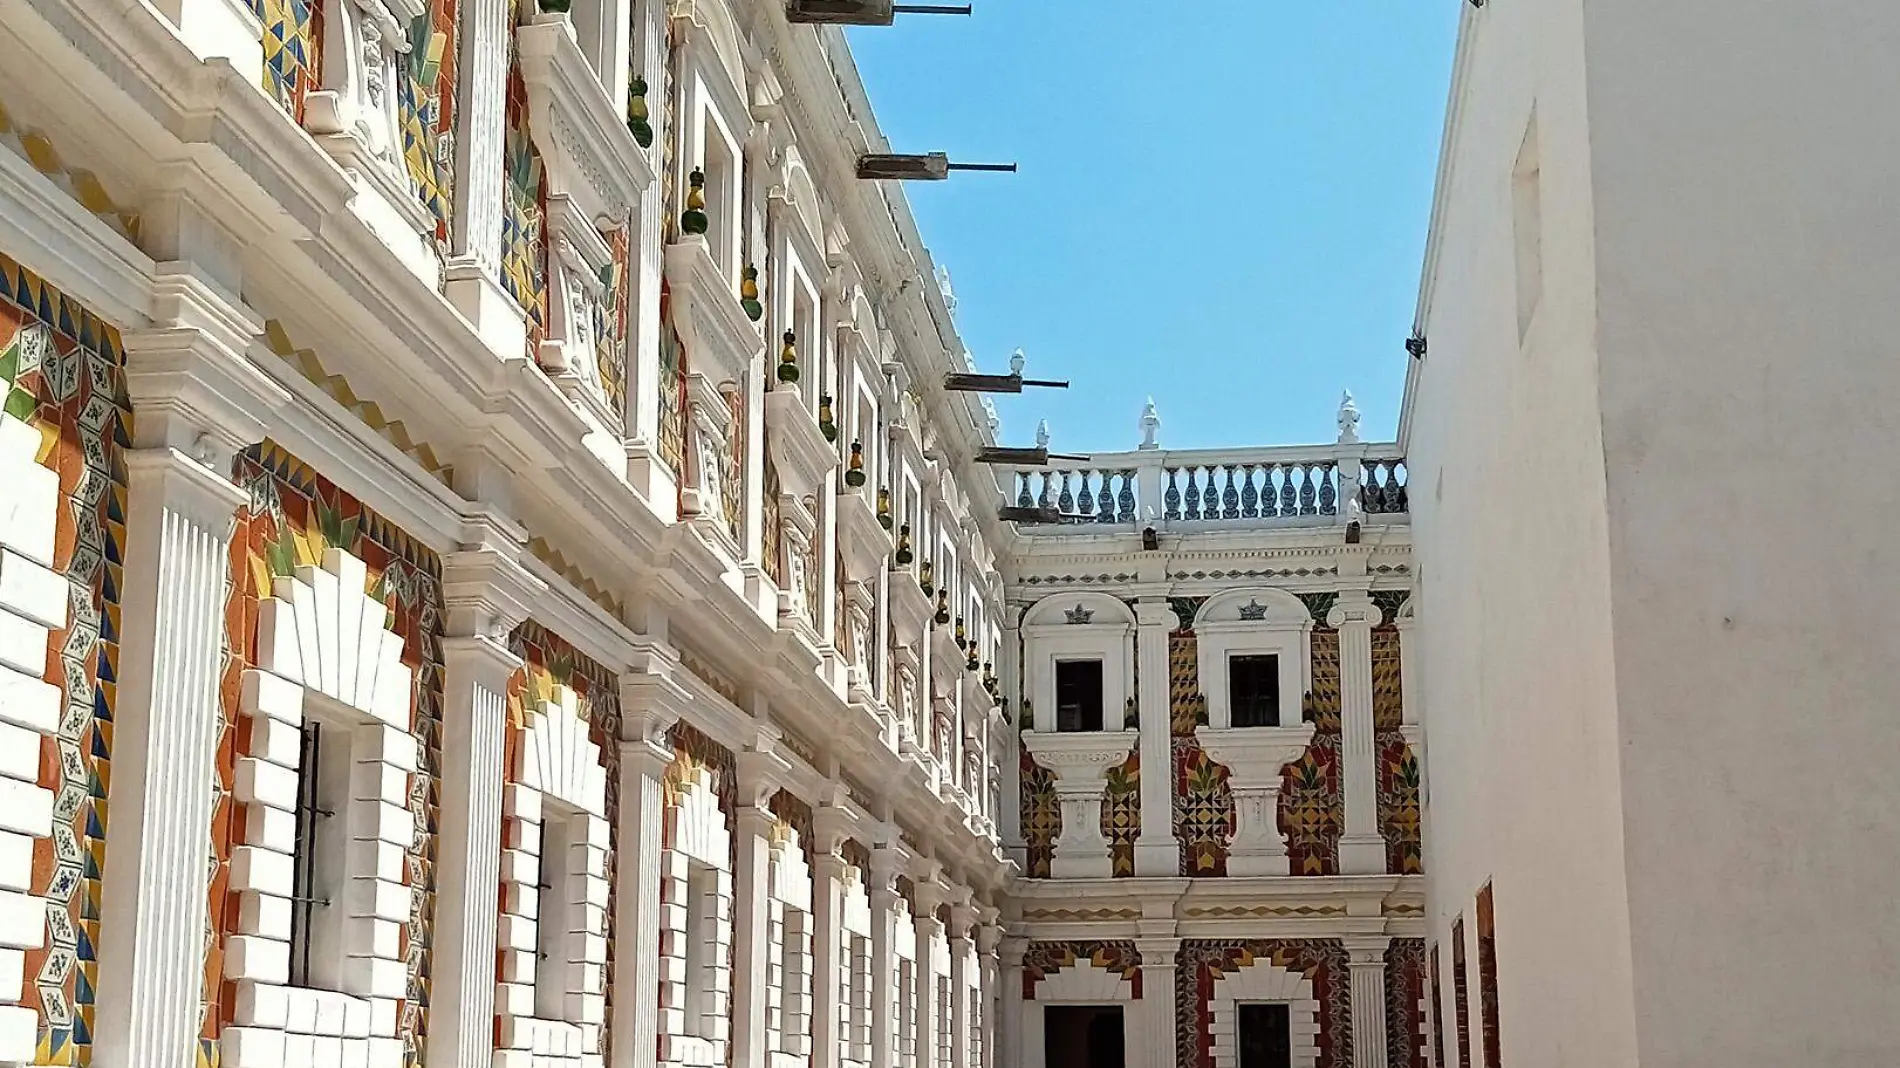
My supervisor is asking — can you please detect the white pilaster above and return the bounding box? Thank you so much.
[733,735,792,1068]
[869,856,901,1068]
[1134,939,1179,1068]
[623,0,672,505]
[999,618,1023,868]
[427,543,540,1068]
[93,273,276,1068]
[810,847,848,1068]
[910,880,947,1068]
[612,645,689,1068]
[998,938,1025,1068]
[444,0,529,357]
[1132,599,1179,875]
[1330,593,1384,874]
[1344,937,1391,1068]
[975,919,1002,1068]
[947,904,976,1068]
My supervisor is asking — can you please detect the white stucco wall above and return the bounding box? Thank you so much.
[1582,4,1900,1066]
[1413,3,1900,1067]
[1406,0,1639,1064]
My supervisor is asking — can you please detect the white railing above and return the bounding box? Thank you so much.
[1006,444,1407,531]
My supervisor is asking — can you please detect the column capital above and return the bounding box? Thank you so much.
[1134,937,1178,969]
[122,446,248,530]
[1327,590,1378,629]
[122,269,281,460]
[442,543,544,642]
[736,724,794,810]
[1340,935,1392,966]
[998,936,1027,967]
[976,921,1003,956]
[619,640,691,754]
[1134,597,1178,629]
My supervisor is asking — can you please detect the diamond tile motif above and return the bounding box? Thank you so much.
[0,252,132,1068]
[597,227,630,414]
[1022,941,1142,1000]
[207,441,446,1066]
[501,0,549,355]
[1019,738,1058,878]
[260,0,323,119]
[1279,628,1341,875]
[398,0,460,242]
[1372,622,1422,874]
[1102,752,1139,877]
[1169,622,1232,877]
[1385,938,1429,1068]
[658,292,687,479]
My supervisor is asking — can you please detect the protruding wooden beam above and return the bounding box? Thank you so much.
[856,153,1018,181]
[786,0,972,25]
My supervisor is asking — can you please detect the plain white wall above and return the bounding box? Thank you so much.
[1409,0,1640,1064]
[1583,3,1900,1066]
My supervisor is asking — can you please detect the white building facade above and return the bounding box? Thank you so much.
[0,1,1015,1067]
[995,402,1426,1068]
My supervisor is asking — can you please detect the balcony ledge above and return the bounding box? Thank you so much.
[1195,724,1317,786]
[835,486,891,583]
[663,236,761,387]
[763,384,838,502]
[888,576,934,646]
[1021,730,1140,788]
[518,16,655,227]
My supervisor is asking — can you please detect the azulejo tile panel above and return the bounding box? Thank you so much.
[505,621,622,1065]
[501,0,549,356]
[597,227,630,415]
[664,722,737,875]
[1169,621,1232,877]
[209,442,446,1067]
[1385,938,1428,1068]
[261,0,324,119]
[1019,737,1058,879]
[658,289,687,480]
[1022,941,1142,1000]
[1176,940,1349,1068]
[1280,624,1342,876]
[399,0,460,243]
[1102,751,1139,877]
[1371,623,1422,874]
[0,253,133,1068]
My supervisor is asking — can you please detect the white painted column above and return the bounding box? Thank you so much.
[911,881,947,1068]
[428,545,538,1068]
[810,846,849,1068]
[1344,937,1391,1068]
[975,920,1001,1068]
[869,853,902,1068]
[947,904,976,1068]
[998,617,1023,867]
[998,938,1025,1068]
[94,285,274,1068]
[1132,599,1178,876]
[733,737,792,1068]
[444,0,528,356]
[624,0,672,504]
[613,644,689,1068]
[1132,939,1178,1068]
[1330,592,1384,874]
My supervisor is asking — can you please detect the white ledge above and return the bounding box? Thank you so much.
[888,577,934,647]
[1021,729,1140,787]
[518,16,654,227]
[763,384,838,501]
[663,236,761,386]
[834,486,890,583]
[1195,724,1317,786]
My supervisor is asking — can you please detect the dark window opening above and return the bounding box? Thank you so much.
[1238,1003,1292,1068]
[289,720,330,988]
[1230,654,1281,728]
[1055,660,1104,732]
[1044,1005,1124,1068]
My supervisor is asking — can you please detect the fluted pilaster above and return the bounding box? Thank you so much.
[1330,593,1384,873]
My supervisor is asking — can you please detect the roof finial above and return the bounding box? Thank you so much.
[1009,348,1026,376]
[1336,389,1361,445]
[1035,419,1051,450]
[1138,397,1161,450]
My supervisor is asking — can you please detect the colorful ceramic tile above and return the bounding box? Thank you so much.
[657,290,686,480]
[1022,941,1141,1000]
[1169,627,1231,876]
[1019,739,1058,878]
[505,622,622,1065]
[208,442,446,1065]
[1280,628,1342,875]
[597,227,630,415]
[1176,940,1349,1068]
[725,390,745,541]
[1386,938,1428,1068]
[1102,751,1139,877]
[0,253,132,1068]
[761,450,783,585]
[1371,624,1422,874]
[398,0,460,243]
[500,0,549,356]
[260,0,323,119]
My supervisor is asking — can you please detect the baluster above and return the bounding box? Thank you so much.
[1201,466,1221,518]
[1391,461,1408,512]
[1298,464,1318,514]
[1076,471,1095,520]
[1184,468,1202,520]
[1164,467,1183,521]
[1038,470,1056,509]
[1117,470,1136,522]
[1058,470,1076,515]
[1361,462,1384,514]
[1279,463,1298,516]
[1016,471,1033,509]
[1097,471,1117,522]
[1318,460,1338,515]
[1239,463,1260,518]
[1257,464,1277,517]
[1220,466,1239,519]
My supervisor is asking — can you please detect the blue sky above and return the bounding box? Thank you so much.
[847,2,1458,453]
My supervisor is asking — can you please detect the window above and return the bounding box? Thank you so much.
[1477,884,1502,1068]
[1452,917,1472,1068]
[290,718,348,991]
[685,866,719,1038]
[702,125,738,275]
[1055,659,1104,732]
[1429,944,1446,1068]
[535,811,577,1021]
[1229,654,1282,728]
[1237,1003,1291,1068]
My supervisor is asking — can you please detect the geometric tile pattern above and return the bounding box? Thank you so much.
[662,722,737,878]
[1177,941,1349,1068]
[1022,942,1142,1000]
[1280,624,1341,876]
[761,450,782,587]
[1019,738,1058,879]
[1171,624,1232,878]
[0,95,141,240]
[261,0,323,120]
[260,321,454,483]
[1102,751,1139,878]
[657,292,686,482]
[398,0,460,243]
[724,391,744,543]
[0,253,133,1068]
[597,228,630,418]
[506,621,622,1068]
[1385,938,1428,1068]
[501,0,549,360]
[211,442,447,1068]
[1371,621,1421,871]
